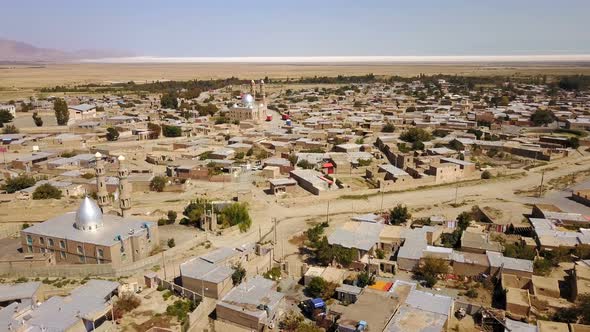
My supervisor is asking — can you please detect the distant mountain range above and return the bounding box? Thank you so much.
[0,39,133,62]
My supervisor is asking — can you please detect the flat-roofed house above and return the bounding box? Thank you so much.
[216,276,284,331]
[68,104,97,124]
[180,256,234,299]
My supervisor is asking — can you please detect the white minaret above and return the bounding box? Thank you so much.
[250,80,256,101]
[117,155,131,218]
[260,80,266,106]
[95,152,109,212]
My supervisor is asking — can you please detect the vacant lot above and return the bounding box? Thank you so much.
[2,62,590,100]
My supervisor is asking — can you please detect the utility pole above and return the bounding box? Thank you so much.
[380,190,384,213]
[162,251,167,280]
[454,184,459,206]
[274,218,277,245]
[538,171,545,198]
[326,201,330,223]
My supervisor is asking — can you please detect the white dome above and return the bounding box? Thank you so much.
[74,197,103,231]
[243,94,254,105]
[94,152,102,158]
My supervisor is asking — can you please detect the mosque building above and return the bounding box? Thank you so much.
[20,154,159,266]
[226,79,267,123]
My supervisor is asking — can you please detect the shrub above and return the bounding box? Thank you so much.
[166,299,197,324]
[219,203,252,232]
[232,262,246,285]
[2,124,19,134]
[464,289,478,298]
[356,271,375,288]
[0,109,14,127]
[3,175,36,193]
[113,294,141,319]
[533,257,552,276]
[32,112,43,127]
[389,204,411,225]
[162,125,182,137]
[382,122,395,133]
[32,183,62,200]
[167,238,176,248]
[306,277,337,300]
[413,257,449,288]
[481,170,492,179]
[263,266,282,281]
[167,210,177,224]
[375,248,385,259]
[150,176,167,192]
[400,128,432,143]
[106,127,119,141]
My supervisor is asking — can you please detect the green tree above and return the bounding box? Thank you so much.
[182,199,208,226]
[167,238,176,248]
[382,122,395,133]
[162,125,182,137]
[400,128,432,143]
[297,159,315,170]
[32,183,62,200]
[456,211,472,231]
[3,175,36,193]
[167,210,177,224]
[413,257,449,288]
[306,277,326,298]
[160,91,179,109]
[448,139,464,151]
[467,128,483,140]
[481,170,492,179]
[356,271,375,288]
[0,110,14,127]
[106,127,119,141]
[569,137,580,149]
[219,203,252,232]
[306,277,338,300]
[389,204,411,225]
[231,262,246,285]
[53,98,69,126]
[150,176,167,192]
[530,109,556,126]
[32,112,43,127]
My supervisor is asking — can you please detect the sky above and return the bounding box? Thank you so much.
[2,0,590,57]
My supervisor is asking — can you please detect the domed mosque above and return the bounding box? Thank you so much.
[226,80,267,123]
[21,154,159,266]
[74,196,104,231]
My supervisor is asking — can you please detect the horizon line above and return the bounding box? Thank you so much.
[79,54,590,64]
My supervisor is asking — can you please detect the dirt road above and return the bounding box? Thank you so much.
[211,151,590,259]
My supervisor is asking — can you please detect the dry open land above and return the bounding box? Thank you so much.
[2,62,590,100]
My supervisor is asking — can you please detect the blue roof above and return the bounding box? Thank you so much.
[310,298,325,308]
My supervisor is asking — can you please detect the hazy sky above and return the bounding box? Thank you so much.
[2,0,589,57]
